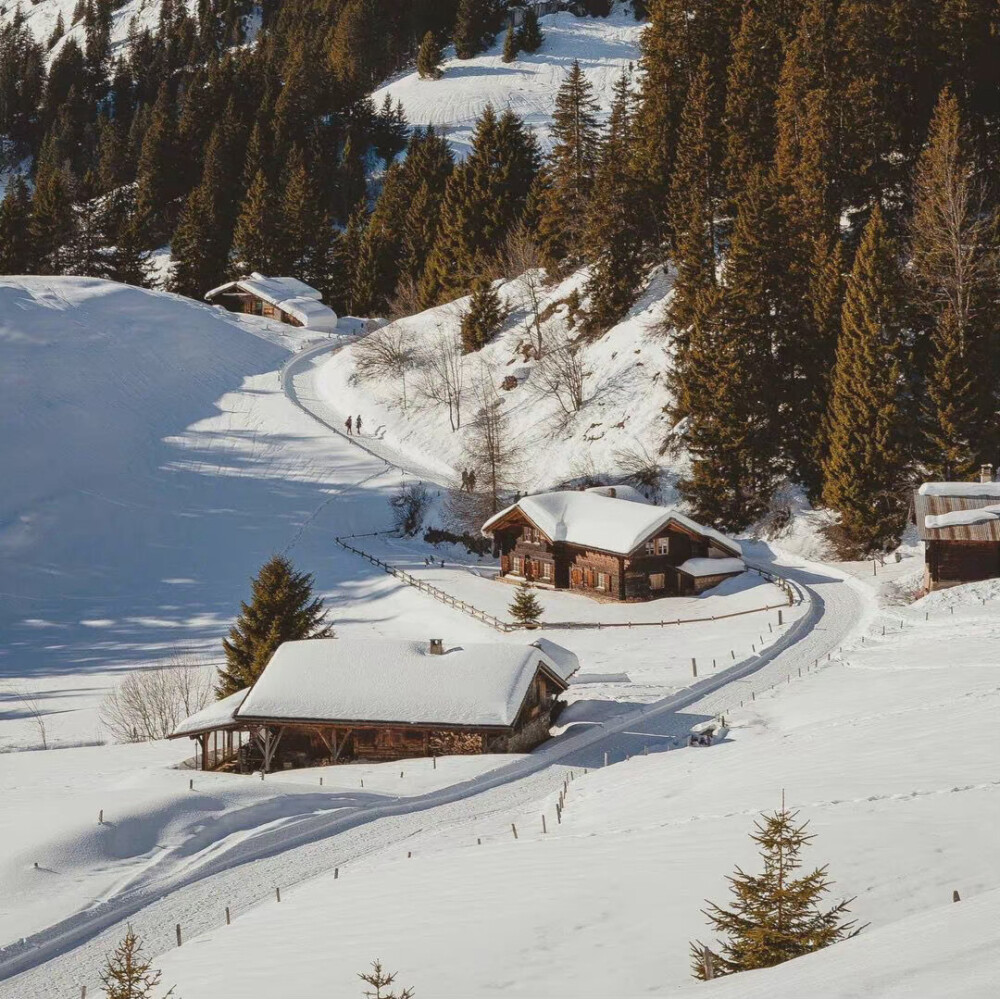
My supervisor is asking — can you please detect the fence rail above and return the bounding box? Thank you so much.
[334,536,798,634]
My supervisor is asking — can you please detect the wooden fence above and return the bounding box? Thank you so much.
[334,536,798,634]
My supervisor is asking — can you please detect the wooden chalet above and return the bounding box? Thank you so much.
[482,486,745,601]
[204,273,338,333]
[170,637,579,773]
[913,468,1000,591]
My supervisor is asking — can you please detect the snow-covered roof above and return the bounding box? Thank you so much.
[205,273,338,332]
[677,557,746,578]
[170,688,248,737]
[482,490,741,558]
[924,505,1000,530]
[234,638,579,729]
[584,484,649,504]
[918,481,1000,498]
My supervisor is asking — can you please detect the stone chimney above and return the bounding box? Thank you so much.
[981,464,994,484]
[428,638,444,655]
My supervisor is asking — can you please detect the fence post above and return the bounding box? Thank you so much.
[691,658,697,677]
[176,924,182,947]
[226,906,231,925]
[511,823,518,840]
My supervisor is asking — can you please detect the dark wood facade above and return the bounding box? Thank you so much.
[491,510,737,601]
[914,484,1000,591]
[212,289,306,327]
[924,539,1000,590]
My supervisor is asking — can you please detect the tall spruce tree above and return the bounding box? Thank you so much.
[216,554,332,698]
[0,174,35,273]
[583,72,645,334]
[678,167,790,529]
[30,146,78,275]
[134,81,178,245]
[519,7,543,52]
[822,206,910,553]
[416,30,443,79]
[691,806,860,979]
[453,0,494,59]
[501,20,518,63]
[231,168,276,275]
[536,60,601,268]
[460,278,505,353]
[910,88,998,479]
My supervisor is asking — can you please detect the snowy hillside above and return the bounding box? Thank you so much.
[373,7,646,158]
[321,267,681,499]
[137,580,998,998]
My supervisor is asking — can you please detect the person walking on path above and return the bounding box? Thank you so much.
[356,414,363,435]
[345,415,353,435]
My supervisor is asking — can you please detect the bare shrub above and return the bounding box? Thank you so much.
[5,685,48,749]
[537,331,587,419]
[100,660,213,743]
[501,226,547,358]
[353,324,417,412]
[390,481,431,536]
[614,439,662,492]
[386,275,425,321]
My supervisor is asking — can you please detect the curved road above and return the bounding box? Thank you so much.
[0,343,868,999]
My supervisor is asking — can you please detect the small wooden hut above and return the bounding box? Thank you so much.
[482,486,744,601]
[204,273,338,332]
[913,469,1000,591]
[170,637,578,773]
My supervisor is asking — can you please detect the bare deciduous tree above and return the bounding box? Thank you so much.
[353,323,417,412]
[464,366,522,517]
[99,660,213,743]
[386,275,425,321]
[418,322,466,430]
[6,685,48,749]
[614,439,662,492]
[536,330,587,419]
[502,226,547,358]
[390,480,430,535]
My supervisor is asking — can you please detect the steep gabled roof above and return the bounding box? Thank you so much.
[482,490,742,558]
[914,482,1000,542]
[205,273,338,332]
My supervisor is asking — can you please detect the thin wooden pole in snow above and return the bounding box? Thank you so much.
[175,924,182,947]
[541,814,547,834]
[226,906,231,925]
[511,823,518,840]
[275,886,281,903]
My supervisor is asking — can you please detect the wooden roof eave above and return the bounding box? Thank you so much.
[232,713,516,733]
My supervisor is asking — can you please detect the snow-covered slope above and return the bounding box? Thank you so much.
[374,7,646,158]
[148,579,1000,998]
[320,267,680,499]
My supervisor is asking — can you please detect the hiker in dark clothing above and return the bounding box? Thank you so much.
[345,416,353,435]
[468,469,477,492]
[356,414,363,435]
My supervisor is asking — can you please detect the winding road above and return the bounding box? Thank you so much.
[0,341,868,999]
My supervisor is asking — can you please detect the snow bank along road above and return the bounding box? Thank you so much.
[0,349,866,998]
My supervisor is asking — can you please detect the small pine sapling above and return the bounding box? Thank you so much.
[690,804,862,979]
[460,279,506,353]
[358,959,414,999]
[502,21,519,63]
[416,30,443,79]
[509,579,543,628]
[99,925,173,998]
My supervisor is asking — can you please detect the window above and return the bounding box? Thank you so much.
[513,556,523,575]
[523,526,534,543]
[645,540,655,555]
[597,571,608,591]
[649,572,665,590]
[658,537,670,556]
[542,561,553,581]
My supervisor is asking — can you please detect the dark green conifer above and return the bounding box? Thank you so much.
[822,206,909,553]
[216,554,332,698]
[460,279,505,353]
[453,0,493,60]
[519,8,543,52]
[508,579,542,626]
[231,169,276,276]
[0,174,36,273]
[416,30,443,79]
[30,144,78,275]
[691,806,860,979]
[135,82,178,245]
[501,21,518,63]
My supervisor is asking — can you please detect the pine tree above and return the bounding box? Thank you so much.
[30,145,78,275]
[231,168,276,275]
[508,579,542,627]
[453,0,494,60]
[678,167,789,529]
[416,30,443,79]
[0,173,36,273]
[357,960,414,999]
[910,88,998,479]
[332,202,368,316]
[460,279,505,353]
[535,60,601,268]
[822,206,910,554]
[691,805,860,979]
[519,8,543,52]
[99,925,172,999]
[216,554,332,698]
[134,82,177,245]
[666,55,717,415]
[583,72,644,334]
[501,20,518,63]
[278,147,330,288]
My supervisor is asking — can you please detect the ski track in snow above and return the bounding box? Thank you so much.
[0,335,866,997]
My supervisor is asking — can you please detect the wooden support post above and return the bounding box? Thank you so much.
[691,658,697,677]
[511,823,518,840]
[226,906,231,925]
[541,814,547,834]
[731,649,735,660]
[778,609,783,625]
[175,924,182,948]
[275,886,281,903]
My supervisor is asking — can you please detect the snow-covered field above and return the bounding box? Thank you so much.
[374,7,646,159]
[141,580,999,998]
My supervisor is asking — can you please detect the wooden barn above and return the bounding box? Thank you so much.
[170,637,579,773]
[914,468,1000,591]
[482,486,745,601]
[204,273,338,333]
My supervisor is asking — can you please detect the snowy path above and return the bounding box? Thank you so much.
[0,346,867,998]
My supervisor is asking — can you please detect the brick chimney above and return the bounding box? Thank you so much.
[981,464,994,484]
[428,638,444,655]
